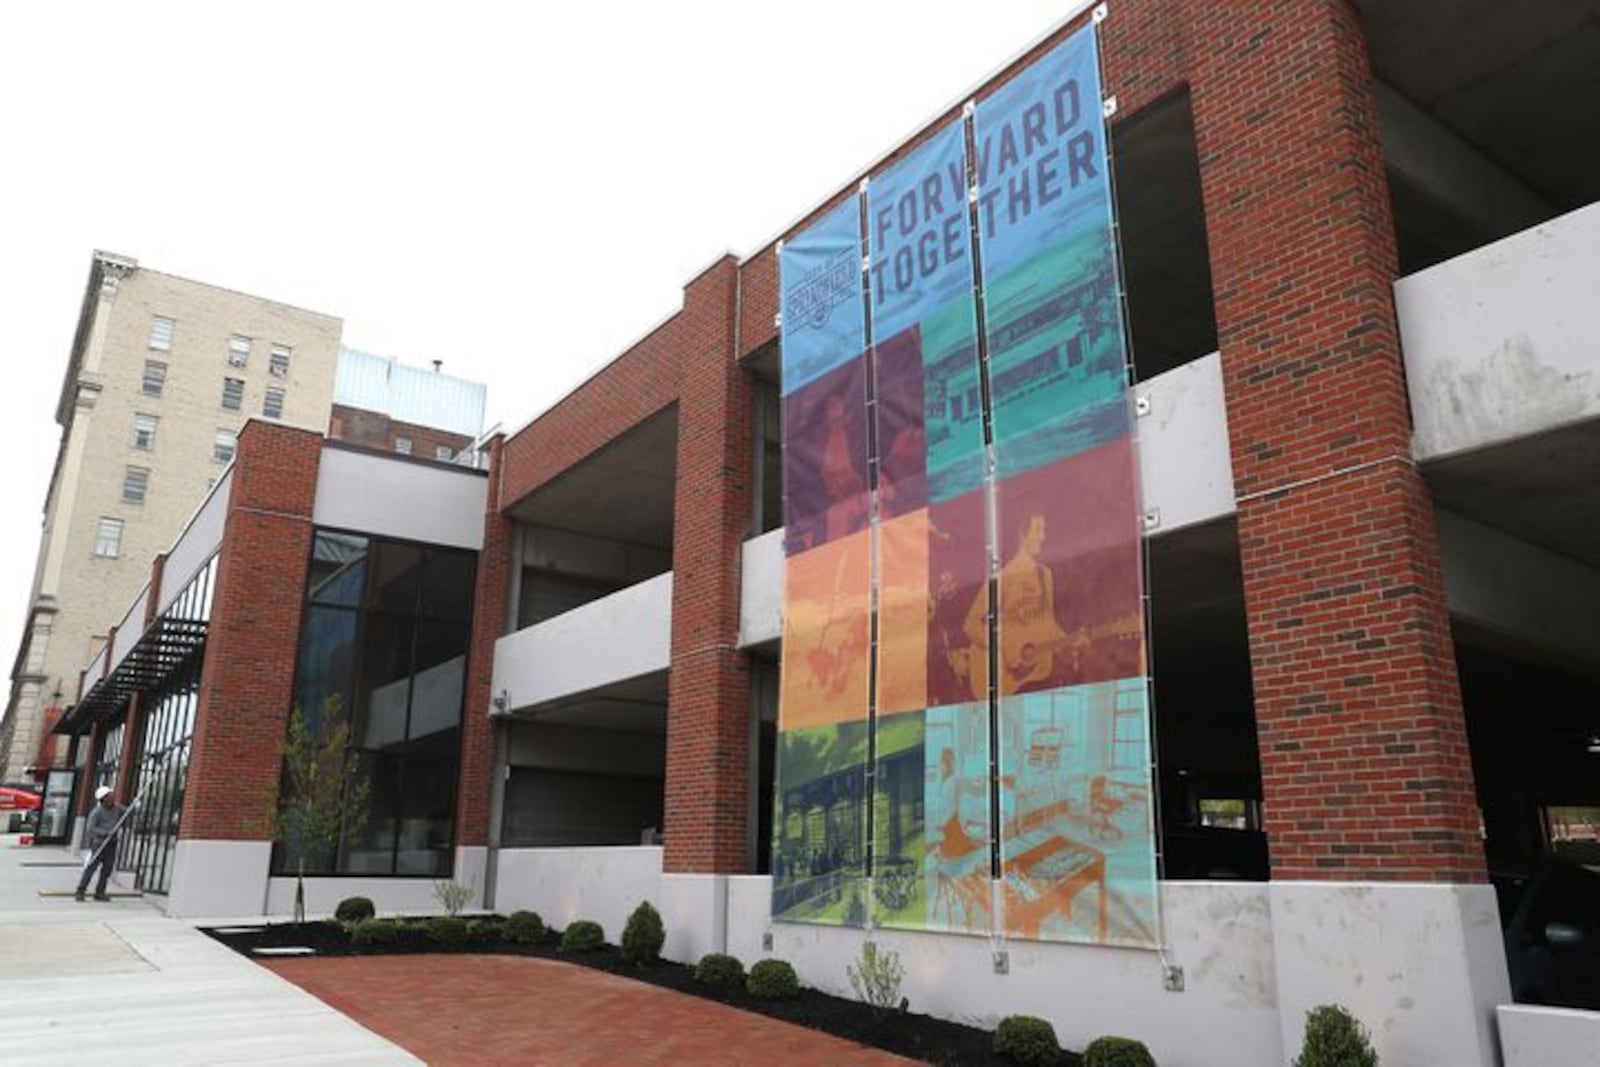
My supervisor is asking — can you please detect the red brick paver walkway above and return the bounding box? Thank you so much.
[264,954,915,1066]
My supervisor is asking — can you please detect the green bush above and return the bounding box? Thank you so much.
[1084,1035,1156,1067]
[846,941,906,1019]
[349,917,400,944]
[426,916,469,943]
[334,896,376,923]
[621,901,666,964]
[560,919,605,953]
[466,917,504,943]
[747,958,800,999]
[1293,1005,1377,1067]
[505,910,546,944]
[694,953,747,991]
[994,1015,1061,1066]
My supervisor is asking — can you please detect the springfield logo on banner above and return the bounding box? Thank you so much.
[773,20,1157,950]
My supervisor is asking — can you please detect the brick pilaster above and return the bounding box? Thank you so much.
[1186,0,1482,881]
[182,422,322,841]
[458,435,508,849]
[665,257,755,874]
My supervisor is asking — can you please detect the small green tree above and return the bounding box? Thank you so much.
[272,698,369,924]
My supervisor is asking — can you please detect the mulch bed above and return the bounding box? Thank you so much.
[203,917,1082,1066]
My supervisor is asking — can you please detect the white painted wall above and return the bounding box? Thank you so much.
[107,586,149,671]
[492,572,672,712]
[738,529,784,647]
[166,840,488,919]
[158,470,232,614]
[1399,201,1600,461]
[312,446,488,550]
[1134,351,1235,535]
[494,846,663,944]
[1269,882,1509,1067]
[166,839,272,918]
[1437,509,1600,670]
[1498,1004,1600,1067]
[727,877,1283,1066]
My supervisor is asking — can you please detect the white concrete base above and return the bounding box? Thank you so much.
[166,839,272,918]
[1498,1003,1600,1067]
[169,840,494,919]
[659,873,729,963]
[727,875,1283,1065]
[1269,882,1510,1067]
[494,846,663,942]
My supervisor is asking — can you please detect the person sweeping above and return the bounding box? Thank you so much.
[76,785,125,902]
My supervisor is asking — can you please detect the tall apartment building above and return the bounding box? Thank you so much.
[1,253,487,785]
[0,253,343,783]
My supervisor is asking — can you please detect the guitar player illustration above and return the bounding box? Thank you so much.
[954,512,1089,698]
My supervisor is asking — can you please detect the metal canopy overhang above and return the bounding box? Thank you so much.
[55,617,207,736]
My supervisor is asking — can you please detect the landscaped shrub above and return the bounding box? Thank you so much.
[432,878,473,917]
[747,958,800,999]
[560,920,605,953]
[426,916,469,943]
[350,917,400,944]
[466,917,504,943]
[334,896,375,923]
[621,901,666,964]
[694,953,746,991]
[1084,1035,1157,1067]
[505,910,546,944]
[846,941,906,1019]
[994,1015,1061,1066]
[1293,1005,1377,1067]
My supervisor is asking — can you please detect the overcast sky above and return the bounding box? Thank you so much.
[0,1,1086,690]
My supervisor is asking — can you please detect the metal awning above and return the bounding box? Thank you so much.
[55,616,207,736]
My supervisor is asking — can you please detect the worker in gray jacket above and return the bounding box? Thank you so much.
[76,786,125,902]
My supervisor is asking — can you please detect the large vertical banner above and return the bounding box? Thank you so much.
[975,25,1158,947]
[774,198,872,926]
[865,122,992,934]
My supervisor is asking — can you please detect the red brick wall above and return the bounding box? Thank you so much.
[182,422,322,841]
[1187,0,1482,881]
[329,403,475,460]
[665,258,753,873]
[458,435,508,849]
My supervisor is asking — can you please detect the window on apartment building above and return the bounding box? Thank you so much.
[263,387,285,420]
[142,361,167,398]
[213,429,237,464]
[122,466,150,504]
[434,445,453,462]
[93,517,124,558]
[394,436,412,456]
[221,377,244,411]
[131,413,158,450]
[227,335,251,368]
[148,316,174,352]
[269,344,291,377]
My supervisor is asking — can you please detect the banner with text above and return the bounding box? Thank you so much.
[774,197,872,926]
[975,24,1157,948]
[866,121,992,934]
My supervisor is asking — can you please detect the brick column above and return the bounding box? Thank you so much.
[182,423,322,841]
[458,435,508,849]
[1186,0,1482,882]
[664,256,754,874]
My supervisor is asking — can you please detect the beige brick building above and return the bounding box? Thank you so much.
[0,252,343,781]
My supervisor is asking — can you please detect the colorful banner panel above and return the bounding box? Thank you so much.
[866,123,991,934]
[975,25,1158,947]
[976,25,1128,480]
[775,199,872,925]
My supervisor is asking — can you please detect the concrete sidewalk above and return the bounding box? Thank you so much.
[0,832,419,1065]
